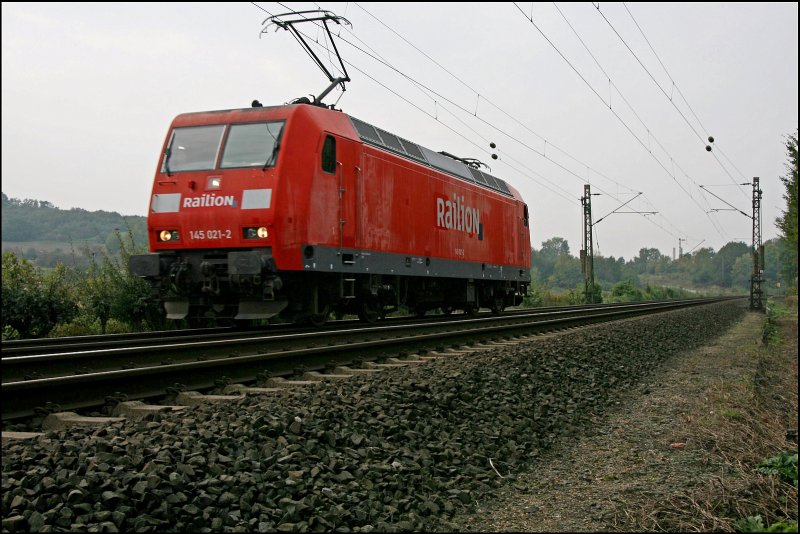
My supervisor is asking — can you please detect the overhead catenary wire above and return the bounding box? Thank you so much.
[344,2,692,243]
[350,2,703,254]
[514,2,728,242]
[264,3,692,247]
[552,2,730,239]
[592,2,707,147]
[319,4,580,204]
[354,2,612,187]
[266,5,655,202]
[610,2,750,199]
[315,2,655,202]
[389,5,691,246]
[255,3,578,204]
[255,2,696,248]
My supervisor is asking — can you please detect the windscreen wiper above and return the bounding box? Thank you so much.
[264,129,283,170]
[164,147,172,176]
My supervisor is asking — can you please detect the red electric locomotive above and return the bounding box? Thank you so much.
[129,103,531,324]
[129,11,531,325]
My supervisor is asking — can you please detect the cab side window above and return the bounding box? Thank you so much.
[321,135,336,174]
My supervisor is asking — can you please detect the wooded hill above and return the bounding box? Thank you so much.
[1,193,147,268]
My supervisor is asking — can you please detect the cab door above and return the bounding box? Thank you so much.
[313,133,359,254]
[330,135,358,251]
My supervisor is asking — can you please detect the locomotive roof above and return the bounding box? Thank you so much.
[347,115,513,198]
[172,105,515,199]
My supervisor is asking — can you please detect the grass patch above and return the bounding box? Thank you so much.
[638,298,798,531]
[721,408,746,420]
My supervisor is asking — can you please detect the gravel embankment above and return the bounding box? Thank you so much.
[1,301,746,532]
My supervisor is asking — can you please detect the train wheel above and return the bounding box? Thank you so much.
[414,306,427,317]
[440,306,453,316]
[358,298,382,323]
[465,305,478,316]
[308,304,330,327]
[490,297,505,315]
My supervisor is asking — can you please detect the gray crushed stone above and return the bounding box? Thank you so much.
[1,302,745,532]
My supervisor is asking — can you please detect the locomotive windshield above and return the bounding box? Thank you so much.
[162,125,224,173]
[221,121,284,169]
[161,121,285,173]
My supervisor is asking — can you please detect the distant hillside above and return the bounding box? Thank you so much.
[1,193,148,268]
[2,193,146,243]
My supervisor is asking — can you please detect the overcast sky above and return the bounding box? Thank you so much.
[2,2,797,261]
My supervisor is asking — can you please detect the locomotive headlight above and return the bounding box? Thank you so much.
[158,230,179,242]
[206,176,222,190]
[243,227,269,239]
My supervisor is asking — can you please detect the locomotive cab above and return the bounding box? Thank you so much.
[130,106,292,320]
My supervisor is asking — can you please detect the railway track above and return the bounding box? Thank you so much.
[1,298,741,421]
[1,300,654,357]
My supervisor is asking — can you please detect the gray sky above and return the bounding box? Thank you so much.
[2,2,797,261]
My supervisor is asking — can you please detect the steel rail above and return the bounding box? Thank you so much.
[1,299,700,356]
[1,298,730,383]
[1,297,743,420]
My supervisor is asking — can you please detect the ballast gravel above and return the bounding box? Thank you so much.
[1,301,746,532]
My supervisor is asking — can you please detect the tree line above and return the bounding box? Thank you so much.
[525,236,793,306]
[530,129,797,305]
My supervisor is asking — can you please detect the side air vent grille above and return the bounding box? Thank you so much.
[348,115,512,197]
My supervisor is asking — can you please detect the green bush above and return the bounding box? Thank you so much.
[607,280,644,303]
[48,320,97,338]
[48,317,133,337]
[2,224,164,339]
[757,451,798,487]
[2,252,78,337]
[2,325,20,340]
[77,228,164,333]
[735,515,798,532]
[523,283,544,307]
[736,452,799,532]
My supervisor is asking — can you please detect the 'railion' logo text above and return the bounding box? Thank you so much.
[183,194,237,208]
[435,194,483,240]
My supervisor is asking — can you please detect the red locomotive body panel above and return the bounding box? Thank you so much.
[356,144,530,270]
[132,103,531,322]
